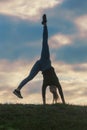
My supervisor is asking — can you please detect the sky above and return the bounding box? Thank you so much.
[0,0,87,105]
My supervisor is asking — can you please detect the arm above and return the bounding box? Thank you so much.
[42,82,47,105]
[57,83,65,104]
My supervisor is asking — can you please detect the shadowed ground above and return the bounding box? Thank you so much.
[0,103,87,130]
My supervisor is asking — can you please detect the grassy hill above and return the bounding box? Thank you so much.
[0,103,87,130]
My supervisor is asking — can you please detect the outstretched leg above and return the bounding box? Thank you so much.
[41,25,49,60]
[18,60,40,90]
[13,60,41,98]
[40,14,51,71]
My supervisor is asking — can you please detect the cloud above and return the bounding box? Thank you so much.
[74,15,87,38]
[53,61,87,105]
[61,0,87,15]
[0,15,42,60]
[0,59,42,104]
[0,0,62,21]
[0,0,87,105]
[0,59,87,105]
[53,61,87,83]
[1,0,12,1]
[49,33,72,48]
[72,63,87,72]
[55,42,87,64]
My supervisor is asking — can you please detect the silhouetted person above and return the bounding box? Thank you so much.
[13,14,65,104]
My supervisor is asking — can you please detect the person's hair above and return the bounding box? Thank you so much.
[49,85,59,103]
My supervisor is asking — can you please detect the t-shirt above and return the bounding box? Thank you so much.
[42,66,60,86]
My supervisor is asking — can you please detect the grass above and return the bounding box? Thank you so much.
[0,103,87,130]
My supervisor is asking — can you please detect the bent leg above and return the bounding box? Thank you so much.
[17,60,41,90]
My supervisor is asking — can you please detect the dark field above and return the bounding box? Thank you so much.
[0,103,87,130]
